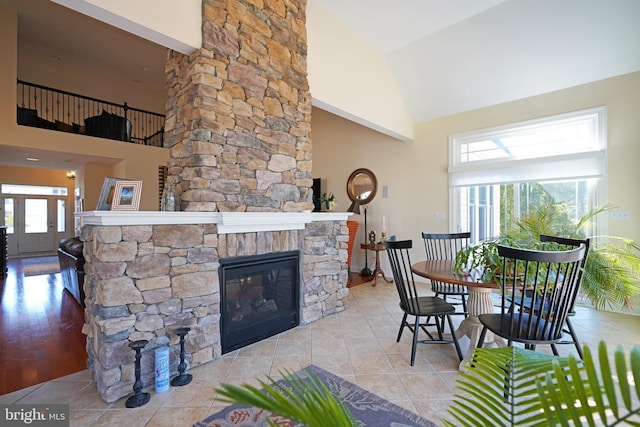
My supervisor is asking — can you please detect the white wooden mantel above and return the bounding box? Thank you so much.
[76,211,352,234]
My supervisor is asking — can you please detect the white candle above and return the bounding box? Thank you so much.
[382,215,386,231]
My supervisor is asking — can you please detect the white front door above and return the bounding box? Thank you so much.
[15,196,64,255]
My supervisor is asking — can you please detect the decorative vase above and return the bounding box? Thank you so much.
[162,183,175,211]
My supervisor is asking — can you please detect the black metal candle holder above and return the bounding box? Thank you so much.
[171,327,192,387]
[126,339,151,408]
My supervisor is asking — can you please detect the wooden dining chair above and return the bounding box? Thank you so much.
[539,235,590,358]
[477,243,587,356]
[385,238,463,366]
[421,232,471,316]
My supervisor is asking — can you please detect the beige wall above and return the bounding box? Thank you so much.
[53,0,201,54]
[307,0,413,141]
[0,5,169,217]
[312,71,640,276]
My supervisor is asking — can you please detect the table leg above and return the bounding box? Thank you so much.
[370,249,393,286]
[455,287,505,371]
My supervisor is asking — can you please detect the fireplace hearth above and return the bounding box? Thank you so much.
[220,251,300,354]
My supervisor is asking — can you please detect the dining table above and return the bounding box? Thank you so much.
[411,259,505,371]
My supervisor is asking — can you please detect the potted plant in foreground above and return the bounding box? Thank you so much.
[212,342,640,427]
[445,342,640,426]
[453,200,640,311]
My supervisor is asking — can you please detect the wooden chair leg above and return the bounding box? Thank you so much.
[565,318,583,359]
[477,326,488,349]
[397,313,408,342]
[446,314,463,361]
[461,295,468,318]
[410,316,420,366]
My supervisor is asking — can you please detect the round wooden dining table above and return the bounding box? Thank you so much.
[411,259,505,371]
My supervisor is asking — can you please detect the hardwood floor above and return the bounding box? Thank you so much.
[347,270,381,287]
[0,266,367,396]
[0,257,86,396]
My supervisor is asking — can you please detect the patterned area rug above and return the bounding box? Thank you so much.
[23,256,60,276]
[194,365,436,427]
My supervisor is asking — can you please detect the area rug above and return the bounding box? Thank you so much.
[194,364,437,427]
[23,256,60,276]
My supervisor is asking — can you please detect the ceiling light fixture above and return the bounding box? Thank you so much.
[26,157,39,162]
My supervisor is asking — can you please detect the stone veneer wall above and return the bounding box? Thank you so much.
[80,0,346,404]
[164,0,313,212]
[82,220,348,402]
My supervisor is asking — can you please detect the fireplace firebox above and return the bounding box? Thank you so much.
[219,251,300,354]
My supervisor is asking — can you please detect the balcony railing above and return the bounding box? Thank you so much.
[16,80,165,147]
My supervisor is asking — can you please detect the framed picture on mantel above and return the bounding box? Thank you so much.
[96,177,125,210]
[111,180,142,211]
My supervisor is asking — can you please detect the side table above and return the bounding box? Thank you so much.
[360,242,393,286]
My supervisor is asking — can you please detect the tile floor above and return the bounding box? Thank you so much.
[1,282,639,426]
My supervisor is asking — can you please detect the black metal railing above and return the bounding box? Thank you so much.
[16,80,165,147]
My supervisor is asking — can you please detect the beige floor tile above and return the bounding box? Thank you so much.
[159,380,217,408]
[413,398,454,426]
[189,356,234,380]
[354,373,410,401]
[348,352,393,375]
[146,406,208,426]
[311,342,348,357]
[274,337,311,356]
[0,383,41,403]
[397,372,456,400]
[386,352,436,373]
[88,407,157,427]
[68,409,106,427]
[236,338,277,357]
[226,356,273,381]
[278,324,311,340]
[270,355,312,377]
[3,283,637,427]
[311,353,352,375]
[344,335,385,352]
[68,386,111,410]
[15,381,93,404]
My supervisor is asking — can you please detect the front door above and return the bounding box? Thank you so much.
[18,196,58,254]
[1,184,69,256]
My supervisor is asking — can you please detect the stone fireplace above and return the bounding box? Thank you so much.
[78,0,350,403]
[79,211,350,402]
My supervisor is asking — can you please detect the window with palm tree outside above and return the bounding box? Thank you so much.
[449,107,606,243]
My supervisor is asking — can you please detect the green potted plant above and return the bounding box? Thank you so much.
[321,192,335,211]
[445,342,640,426]
[215,368,357,426]
[453,200,640,311]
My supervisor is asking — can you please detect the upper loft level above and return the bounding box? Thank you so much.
[16,80,165,147]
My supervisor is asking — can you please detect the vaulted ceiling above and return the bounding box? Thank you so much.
[318,0,640,123]
[1,0,639,169]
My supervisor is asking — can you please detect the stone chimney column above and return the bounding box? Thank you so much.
[164,0,313,213]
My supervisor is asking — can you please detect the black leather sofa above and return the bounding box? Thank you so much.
[57,237,85,307]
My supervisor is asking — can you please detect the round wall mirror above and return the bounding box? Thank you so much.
[346,168,377,205]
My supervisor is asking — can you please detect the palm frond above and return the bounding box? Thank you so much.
[214,368,357,427]
[446,342,640,426]
[538,342,640,426]
[444,346,572,427]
